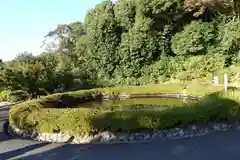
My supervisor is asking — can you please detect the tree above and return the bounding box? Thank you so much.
[218,18,240,57]
[0,59,3,69]
[114,0,136,31]
[43,22,86,53]
[184,0,240,17]
[1,0,240,97]
[171,20,216,56]
[0,63,46,98]
[14,52,36,64]
[84,0,121,78]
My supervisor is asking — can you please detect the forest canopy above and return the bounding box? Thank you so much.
[0,0,240,101]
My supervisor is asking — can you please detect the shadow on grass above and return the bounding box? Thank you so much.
[43,93,103,108]
[90,93,240,133]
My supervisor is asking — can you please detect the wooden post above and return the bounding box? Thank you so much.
[224,73,228,91]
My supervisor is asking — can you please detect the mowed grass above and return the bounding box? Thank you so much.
[9,83,240,136]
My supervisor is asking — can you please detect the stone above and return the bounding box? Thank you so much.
[14,128,23,135]
[56,134,60,142]
[9,120,240,144]
[72,136,91,144]
[213,123,220,130]
[38,133,45,141]
[31,131,38,139]
[129,133,146,141]
[220,124,230,131]
[128,134,136,142]
[51,134,57,142]
[80,136,93,144]
[22,133,28,138]
[109,134,117,142]
[72,137,82,144]
[117,134,128,142]
[92,134,101,143]
[151,132,158,139]
[99,132,113,142]
[180,130,184,135]
[172,129,180,137]
[43,133,49,141]
[156,131,166,139]
[192,125,197,130]
[58,134,71,143]
[144,133,152,140]
[198,128,208,136]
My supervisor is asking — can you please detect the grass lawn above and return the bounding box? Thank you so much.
[9,83,240,136]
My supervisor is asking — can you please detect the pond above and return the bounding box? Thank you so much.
[71,98,198,112]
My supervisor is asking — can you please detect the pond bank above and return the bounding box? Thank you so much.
[8,84,240,144]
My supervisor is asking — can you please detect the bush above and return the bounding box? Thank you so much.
[92,92,240,133]
[0,90,28,102]
[142,54,226,82]
[217,19,240,56]
[10,84,238,137]
[171,20,216,56]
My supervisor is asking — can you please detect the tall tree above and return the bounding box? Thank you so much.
[184,0,240,17]
[43,22,86,53]
[114,0,136,31]
[84,0,121,78]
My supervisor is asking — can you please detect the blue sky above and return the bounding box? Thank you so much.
[0,0,105,61]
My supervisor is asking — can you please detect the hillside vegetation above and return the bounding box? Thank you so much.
[1,0,240,101]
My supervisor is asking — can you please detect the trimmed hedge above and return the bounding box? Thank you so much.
[0,90,28,102]
[9,84,240,136]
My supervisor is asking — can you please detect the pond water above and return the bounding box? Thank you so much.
[72,98,198,111]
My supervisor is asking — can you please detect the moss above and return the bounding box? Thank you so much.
[9,84,240,136]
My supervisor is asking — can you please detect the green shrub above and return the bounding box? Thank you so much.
[91,92,240,133]
[0,90,28,102]
[142,54,226,82]
[217,19,240,56]
[171,20,216,56]
[9,84,235,136]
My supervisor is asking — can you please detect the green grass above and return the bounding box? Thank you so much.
[9,83,240,136]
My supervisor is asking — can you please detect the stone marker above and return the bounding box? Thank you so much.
[224,73,228,91]
[212,71,219,86]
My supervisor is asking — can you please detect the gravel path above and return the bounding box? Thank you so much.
[1,102,240,160]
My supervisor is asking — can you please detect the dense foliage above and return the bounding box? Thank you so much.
[9,84,240,136]
[1,0,240,101]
